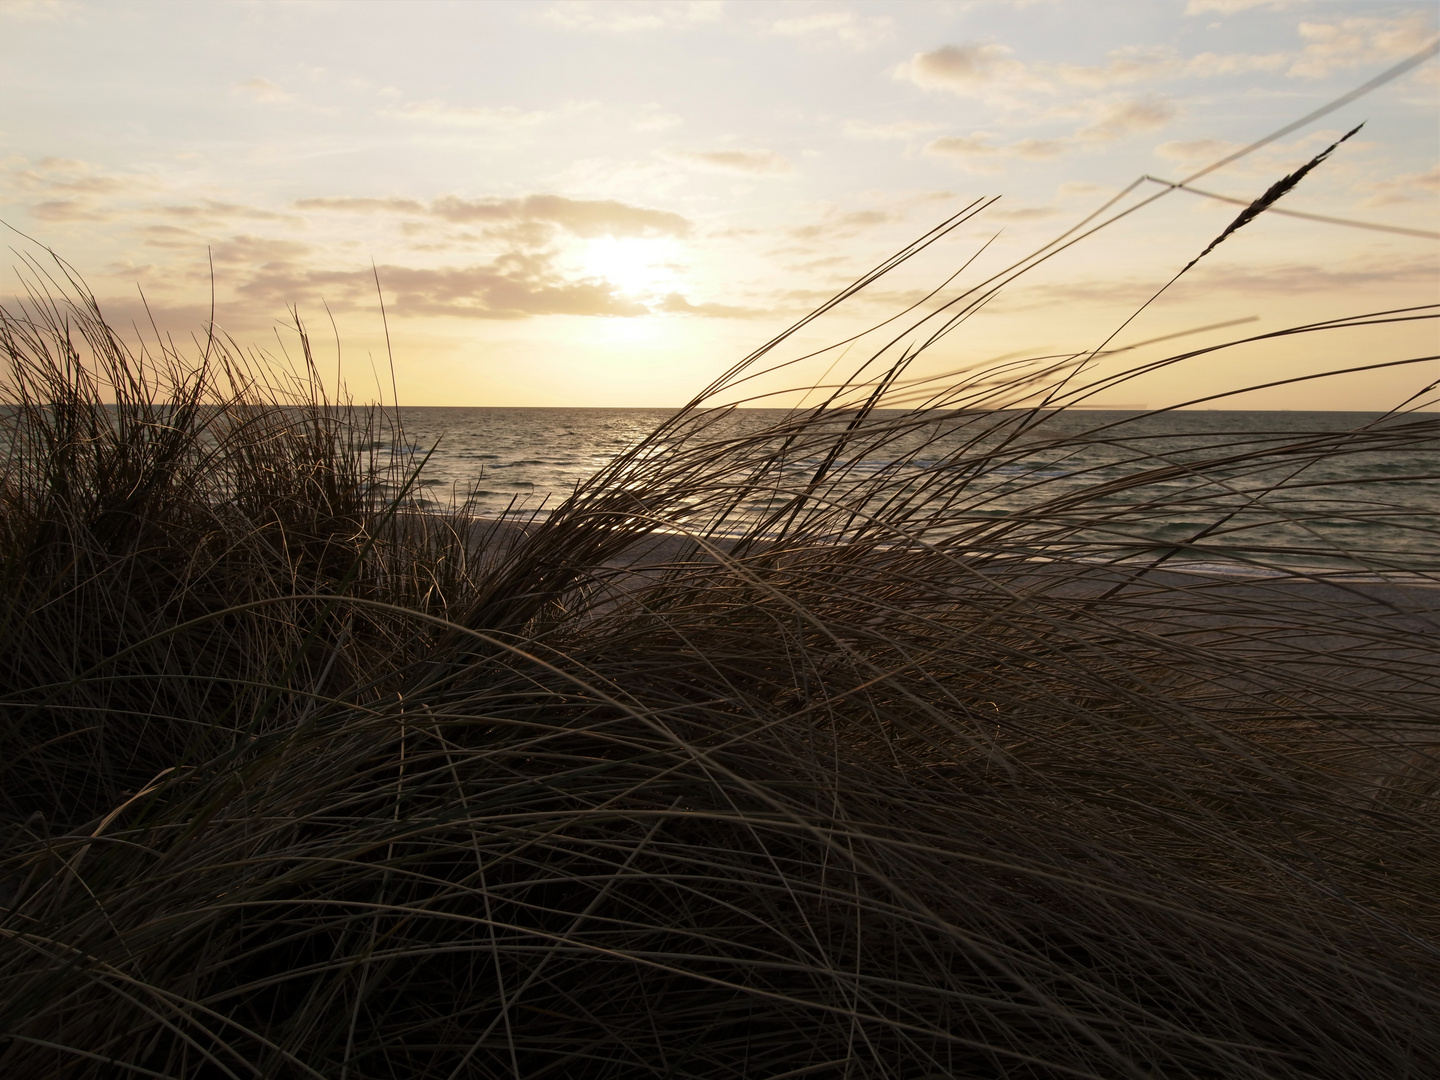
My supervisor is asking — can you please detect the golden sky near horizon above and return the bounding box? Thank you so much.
[1,0,1436,410]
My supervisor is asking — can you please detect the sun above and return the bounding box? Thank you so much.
[578,237,680,298]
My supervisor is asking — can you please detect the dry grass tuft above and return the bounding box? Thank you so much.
[0,236,1437,1079]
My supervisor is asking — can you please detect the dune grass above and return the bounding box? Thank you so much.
[0,232,1437,1080]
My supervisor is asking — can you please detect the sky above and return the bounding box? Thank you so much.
[0,0,1436,410]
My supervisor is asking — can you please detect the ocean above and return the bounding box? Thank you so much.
[385,408,1440,572]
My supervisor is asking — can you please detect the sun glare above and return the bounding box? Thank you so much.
[579,237,680,298]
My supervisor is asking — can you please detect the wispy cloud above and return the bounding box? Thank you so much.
[786,208,897,242]
[5,157,156,221]
[541,0,722,34]
[1052,45,1286,87]
[382,99,595,127]
[231,249,653,320]
[659,148,794,175]
[236,78,295,104]
[923,95,1175,172]
[1288,14,1437,79]
[923,134,1066,168]
[894,43,1040,98]
[1076,97,1177,142]
[0,0,74,21]
[158,200,300,225]
[1185,0,1304,14]
[1359,163,1440,207]
[631,105,682,132]
[1050,46,1177,88]
[656,292,768,318]
[987,204,1062,221]
[764,10,892,51]
[296,194,692,238]
[843,119,943,140]
[1154,130,1341,177]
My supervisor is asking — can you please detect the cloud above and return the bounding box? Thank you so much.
[16,157,151,196]
[1289,15,1437,79]
[896,38,1290,108]
[1051,46,1178,88]
[1185,0,1301,13]
[787,208,897,242]
[1022,255,1433,309]
[632,105,682,132]
[1155,138,1240,165]
[659,148,794,175]
[382,99,593,127]
[765,10,892,51]
[656,292,767,318]
[1154,130,1341,177]
[238,254,650,320]
[236,78,294,104]
[987,205,1062,222]
[0,0,73,20]
[895,43,1038,96]
[135,224,208,249]
[541,0,722,33]
[1188,257,1437,294]
[1076,97,1177,142]
[1051,45,1286,87]
[158,200,299,225]
[1359,164,1440,207]
[296,194,692,238]
[922,97,1176,173]
[5,157,156,221]
[1182,50,1288,77]
[30,199,112,222]
[210,235,312,267]
[923,134,1067,168]
[843,119,943,140]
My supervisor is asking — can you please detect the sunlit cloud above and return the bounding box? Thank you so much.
[236,78,294,104]
[382,99,596,127]
[657,292,768,318]
[1076,97,1178,142]
[297,194,692,238]
[1288,14,1437,79]
[894,43,1042,97]
[923,134,1067,167]
[921,94,1177,174]
[158,200,299,225]
[237,256,651,320]
[1052,45,1287,87]
[843,119,943,140]
[1359,163,1440,207]
[631,105,682,132]
[1051,46,1178,88]
[987,204,1062,221]
[765,10,892,51]
[541,0,722,34]
[1153,130,1343,177]
[15,157,152,196]
[4,157,156,222]
[1182,51,1289,77]
[209,235,311,267]
[577,236,681,296]
[659,148,794,175]
[786,208,898,242]
[1185,0,1305,14]
[0,0,73,21]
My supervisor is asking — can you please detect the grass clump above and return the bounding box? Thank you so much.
[0,242,1436,1080]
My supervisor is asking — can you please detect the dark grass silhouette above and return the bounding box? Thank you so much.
[0,171,1437,1079]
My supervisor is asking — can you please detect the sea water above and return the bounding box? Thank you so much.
[385,408,1440,571]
